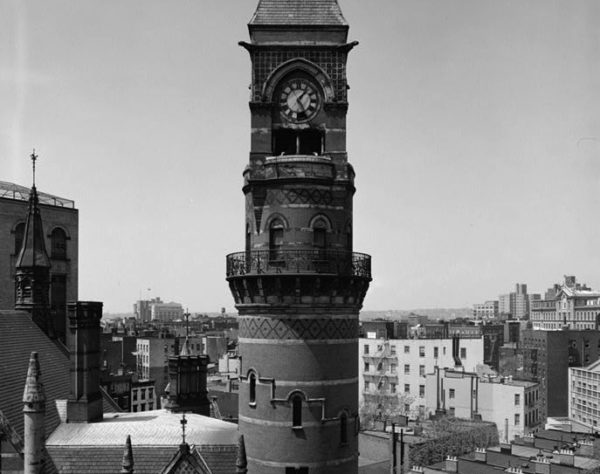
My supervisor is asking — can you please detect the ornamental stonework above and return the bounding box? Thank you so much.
[265,188,333,206]
[239,316,358,340]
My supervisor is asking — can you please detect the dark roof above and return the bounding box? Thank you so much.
[198,445,239,474]
[249,0,347,26]
[0,310,70,441]
[46,446,177,474]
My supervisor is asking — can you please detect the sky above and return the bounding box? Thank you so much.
[1,0,599,314]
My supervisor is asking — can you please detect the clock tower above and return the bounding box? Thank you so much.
[227,1,371,473]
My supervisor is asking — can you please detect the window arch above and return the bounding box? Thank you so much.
[14,222,25,254]
[292,394,303,428]
[312,218,327,249]
[249,372,257,405]
[50,227,67,259]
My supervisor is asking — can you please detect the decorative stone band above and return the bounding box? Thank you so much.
[247,453,358,469]
[239,316,358,340]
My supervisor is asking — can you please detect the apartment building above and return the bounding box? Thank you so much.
[569,359,600,431]
[359,336,484,419]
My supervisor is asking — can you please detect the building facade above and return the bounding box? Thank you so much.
[0,181,78,342]
[359,337,484,419]
[225,2,371,472]
[569,359,600,432]
[424,368,540,442]
[473,300,499,320]
[531,276,600,330]
[522,329,600,421]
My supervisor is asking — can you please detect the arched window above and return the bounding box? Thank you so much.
[269,219,284,260]
[249,372,256,405]
[50,228,67,259]
[292,394,302,428]
[312,219,327,249]
[14,222,25,254]
[340,413,348,444]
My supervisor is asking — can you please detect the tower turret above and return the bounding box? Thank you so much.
[15,151,52,336]
[22,352,46,474]
[227,2,371,472]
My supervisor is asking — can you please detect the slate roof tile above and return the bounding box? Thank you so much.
[250,0,347,26]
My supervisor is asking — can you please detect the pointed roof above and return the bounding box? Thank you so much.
[249,0,347,26]
[180,336,192,356]
[22,351,46,409]
[121,434,134,474]
[236,434,247,473]
[15,185,51,269]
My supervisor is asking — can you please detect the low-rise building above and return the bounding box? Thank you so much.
[425,368,540,442]
[473,300,499,320]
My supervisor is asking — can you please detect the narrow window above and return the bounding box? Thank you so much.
[312,218,327,255]
[269,219,284,260]
[249,373,256,405]
[14,222,25,254]
[50,227,67,259]
[340,413,348,444]
[292,395,302,428]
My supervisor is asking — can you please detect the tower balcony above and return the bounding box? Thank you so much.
[226,249,371,280]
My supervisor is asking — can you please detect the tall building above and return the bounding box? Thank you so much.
[499,283,530,320]
[0,180,78,342]
[569,359,600,432]
[521,329,600,421]
[530,276,600,330]
[226,2,371,472]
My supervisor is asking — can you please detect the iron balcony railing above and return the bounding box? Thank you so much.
[226,249,371,279]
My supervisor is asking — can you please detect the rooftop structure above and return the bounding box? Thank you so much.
[0,181,75,208]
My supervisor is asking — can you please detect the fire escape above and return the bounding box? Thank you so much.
[363,341,399,407]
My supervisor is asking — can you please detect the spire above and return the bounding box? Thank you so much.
[16,150,51,270]
[179,413,190,454]
[23,352,46,410]
[236,434,248,474]
[121,435,134,474]
[180,336,191,356]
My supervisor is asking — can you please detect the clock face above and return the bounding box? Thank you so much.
[279,78,321,123]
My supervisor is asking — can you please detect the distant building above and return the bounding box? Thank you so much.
[133,296,184,323]
[522,329,600,421]
[425,368,540,442]
[359,336,484,419]
[0,181,78,342]
[530,275,600,330]
[473,300,498,320]
[499,283,530,320]
[131,379,157,412]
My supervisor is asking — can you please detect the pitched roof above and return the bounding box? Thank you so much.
[249,0,347,26]
[0,310,70,440]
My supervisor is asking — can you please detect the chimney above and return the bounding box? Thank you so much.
[121,434,134,474]
[534,456,551,474]
[474,447,487,463]
[408,467,424,474]
[445,455,458,473]
[23,352,46,474]
[164,348,210,415]
[522,433,535,445]
[557,448,574,466]
[578,439,594,457]
[66,301,104,423]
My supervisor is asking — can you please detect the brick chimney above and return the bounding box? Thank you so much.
[578,439,594,457]
[163,347,210,415]
[66,301,103,422]
[557,448,574,467]
[534,455,551,474]
[23,352,46,474]
[445,455,458,473]
[474,447,487,463]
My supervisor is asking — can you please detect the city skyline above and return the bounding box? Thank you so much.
[2,0,599,313]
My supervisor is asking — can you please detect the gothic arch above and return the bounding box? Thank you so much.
[263,213,289,234]
[308,213,332,231]
[263,58,335,103]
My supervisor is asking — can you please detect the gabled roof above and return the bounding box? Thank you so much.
[0,310,70,440]
[249,0,347,26]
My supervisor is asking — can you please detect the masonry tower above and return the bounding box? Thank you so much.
[226,1,371,472]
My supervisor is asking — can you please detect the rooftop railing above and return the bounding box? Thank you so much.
[226,249,371,279]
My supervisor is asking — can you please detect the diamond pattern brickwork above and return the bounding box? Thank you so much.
[239,316,358,340]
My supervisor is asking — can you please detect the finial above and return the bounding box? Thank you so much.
[23,352,46,410]
[121,434,134,474]
[30,149,38,187]
[236,433,248,473]
[185,309,190,338]
[180,413,187,445]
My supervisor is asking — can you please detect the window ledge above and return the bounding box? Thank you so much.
[292,425,303,431]
[249,402,257,408]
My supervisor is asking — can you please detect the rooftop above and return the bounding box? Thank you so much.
[0,181,75,208]
[249,0,347,26]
